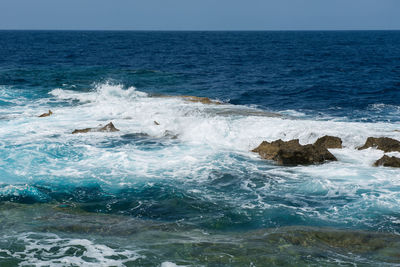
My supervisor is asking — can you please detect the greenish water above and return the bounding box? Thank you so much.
[1,202,399,266]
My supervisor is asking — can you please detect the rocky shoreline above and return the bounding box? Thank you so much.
[253,136,400,168]
[36,99,400,169]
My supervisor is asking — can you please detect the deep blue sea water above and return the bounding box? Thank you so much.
[1,31,400,266]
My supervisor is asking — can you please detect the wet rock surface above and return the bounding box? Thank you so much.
[72,122,119,134]
[314,135,342,149]
[38,110,53,117]
[374,155,400,168]
[252,138,337,165]
[358,137,400,152]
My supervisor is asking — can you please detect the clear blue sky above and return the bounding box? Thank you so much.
[1,0,399,30]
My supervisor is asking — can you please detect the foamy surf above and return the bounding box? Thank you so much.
[0,82,399,234]
[0,232,142,267]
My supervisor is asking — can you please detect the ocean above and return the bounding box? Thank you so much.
[0,30,400,266]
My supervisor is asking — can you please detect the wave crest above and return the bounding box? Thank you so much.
[49,82,147,104]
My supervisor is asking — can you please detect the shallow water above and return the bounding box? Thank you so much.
[1,30,400,266]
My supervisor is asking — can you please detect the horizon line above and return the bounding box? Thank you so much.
[1,28,400,32]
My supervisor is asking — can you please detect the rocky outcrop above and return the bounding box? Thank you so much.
[252,138,337,166]
[39,110,53,117]
[314,135,342,149]
[374,155,400,168]
[358,137,400,152]
[72,122,119,134]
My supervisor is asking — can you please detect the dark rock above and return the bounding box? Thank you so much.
[358,137,400,152]
[252,139,301,160]
[374,155,400,168]
[98,122,119,132]
[154,121,160,125]
[72,128,92,134]
[39,110,53,117]
[72,122,119,134]
[314,135,342,149]
[252,139,337,166]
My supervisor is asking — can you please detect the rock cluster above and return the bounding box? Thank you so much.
[358,137,400,168]
[252,136,340,166]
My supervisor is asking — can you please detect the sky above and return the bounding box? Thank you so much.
[0,0,400,31]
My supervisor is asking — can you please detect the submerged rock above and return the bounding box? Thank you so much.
[358,137,400,152]
[72,122,119,134]
[164,130,178,139]
[262,226,399,254]
[38,110,53,117]
[153,94,222,105]
[181,95,222,105]
[374,155,400,168]
[314,135,342,149]
[252,139,337,165]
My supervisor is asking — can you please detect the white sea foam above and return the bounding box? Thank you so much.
[161,262,186,267]
[1,232,142,267]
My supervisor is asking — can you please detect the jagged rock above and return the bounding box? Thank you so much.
[72,122,119,134]
[358,137,400,152]
[252,139,300,160]
[314,135,342,149]
[98,122,119,132]
[252,139,337,166]
[39,110,53,117]
[374,155,400,168]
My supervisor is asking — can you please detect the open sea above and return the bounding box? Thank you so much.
[1,30,400,266]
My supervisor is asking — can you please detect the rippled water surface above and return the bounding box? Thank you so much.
[0,31,400,266]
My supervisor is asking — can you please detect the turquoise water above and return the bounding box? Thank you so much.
[0,31,400,266]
